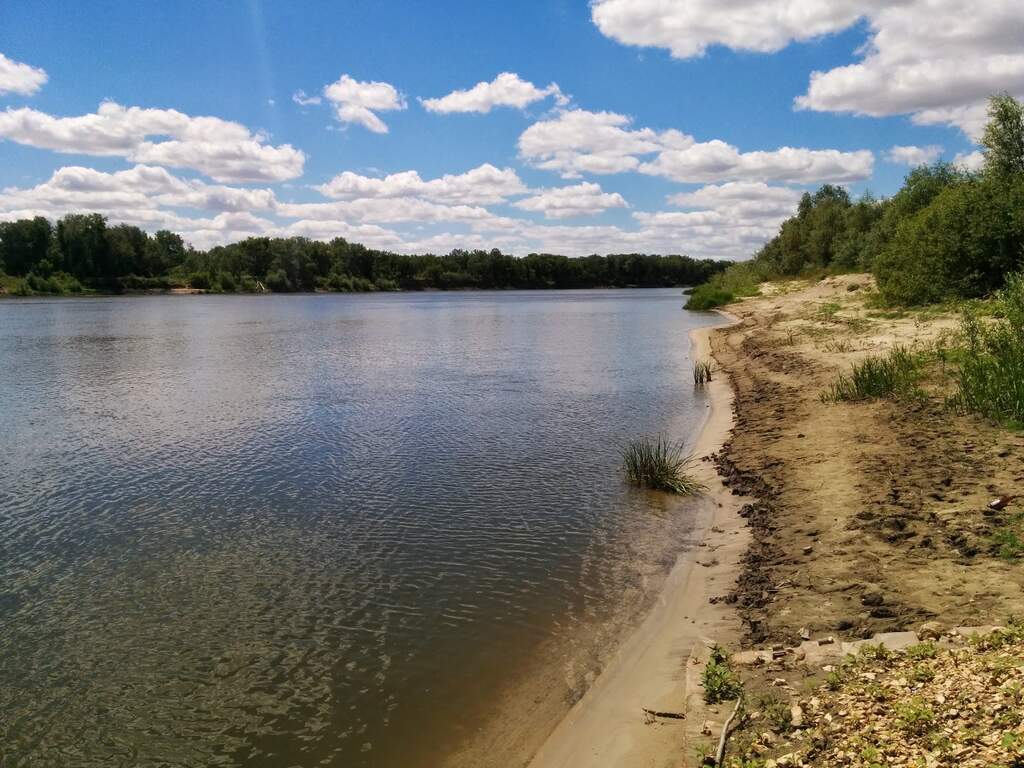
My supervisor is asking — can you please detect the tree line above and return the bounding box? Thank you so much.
[688,93,1024,308]
[0,214,731,295]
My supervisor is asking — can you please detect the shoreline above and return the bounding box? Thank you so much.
[527,310,750,768]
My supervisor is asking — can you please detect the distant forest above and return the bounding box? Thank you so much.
[0,215,732,296]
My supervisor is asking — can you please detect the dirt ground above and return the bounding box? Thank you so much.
[710,273,1024,649]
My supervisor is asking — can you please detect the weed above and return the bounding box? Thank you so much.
[694,359,714,385]
[895,697,936,735]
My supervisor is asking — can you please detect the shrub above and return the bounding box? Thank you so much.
[188,272,212,290]
[821,346,921,402]
[622,436,705,495]
[685,285,734,310]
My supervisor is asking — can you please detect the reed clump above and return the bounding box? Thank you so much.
[694,359,714,385]
[622,436,705,495]
[821,345,922,402]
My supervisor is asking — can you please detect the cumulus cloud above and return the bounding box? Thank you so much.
[0,102,304,182]
[421,72,567,114]
[518,109,872,183]
[291,89,322,107]
[591,1,1024,138]
[315,163,527,205]
[793,2,1024,137]
[0,52,48,96]
[590,0,879,59]
[512,182,627,219]
[954,150,986,172]
[322,74,406,133]
[885,145,943,166]
[667,181,804,220]
[518,109,691,177]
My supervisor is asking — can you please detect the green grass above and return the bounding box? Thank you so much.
[684,259,768,310]
[622,436,705,495]
[821,345,922,402]
[702,644,742,704]
[951,272,1024,428]
[693,359,713,385]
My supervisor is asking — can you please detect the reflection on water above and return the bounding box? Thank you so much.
[0,290,718,767]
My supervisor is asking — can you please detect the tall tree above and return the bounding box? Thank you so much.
[982,93,1024,177]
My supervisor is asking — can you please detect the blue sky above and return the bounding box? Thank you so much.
[0,1,1016,258]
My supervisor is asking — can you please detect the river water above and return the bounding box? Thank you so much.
[0,289,718,767]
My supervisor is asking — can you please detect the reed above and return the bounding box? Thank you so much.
[693,359,714,386]
[821,345,921,402]
[622,436,705,495]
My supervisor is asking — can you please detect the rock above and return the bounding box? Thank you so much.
[802,545,813,555]
[919,621,943,640]
[790,704,804,728]
[861,590,884,607]
[800,627,811,641]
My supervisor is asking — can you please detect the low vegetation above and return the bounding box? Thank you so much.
[702,644,743,704]
[951,272,1024,428]
[820,345,922,402]
[726,624,1024,767]
[621,436,704,495]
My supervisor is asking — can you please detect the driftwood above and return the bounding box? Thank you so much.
[714,696,744,766]
[641,707,685,720]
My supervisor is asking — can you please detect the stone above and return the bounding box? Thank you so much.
[919,621,943,640]
[861,590,884,607]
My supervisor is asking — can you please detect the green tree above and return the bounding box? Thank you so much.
[982,93,1024,177]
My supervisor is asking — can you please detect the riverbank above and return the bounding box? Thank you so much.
[523,311,750,768]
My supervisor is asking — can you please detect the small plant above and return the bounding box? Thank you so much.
[905,642,938,660]
[622,436,705,495]
[694,359,714,385]
[702,644,742,704]
[758,694,793,733]
[895,697,936,735]
[820,345,922,402]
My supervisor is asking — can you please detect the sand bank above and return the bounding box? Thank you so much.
[527,312,750,768]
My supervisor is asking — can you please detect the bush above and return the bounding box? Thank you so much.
[622,436,705,495]
[685,284,734,310]
[702,645,742,704]
[952,271,1024,426]
[188,272,212,290]
[821,345,922,402]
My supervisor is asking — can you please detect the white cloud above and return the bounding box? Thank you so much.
[0,101,304,182]
[421,72,567,114]
[322,74,406,133]
[794,2,1024,137]
[315,163,527,205]
[591,1,1024,139]
[518,109,691,177]
[292,90,322,107]
[0,52,48,96]
[590,0,879,59]
[668,181,804,220]
[885,145,943,166]
[277,198,497,226]
[639,142,873,184]
[954,150,986,172]
[513,182,627,219]
[518,109,872,183]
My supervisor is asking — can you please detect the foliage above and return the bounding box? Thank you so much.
[702,644,743,704]
[821,346,922,402]
[622,436,705,495]
[982,93,1024,177]
[951,272,1024,427]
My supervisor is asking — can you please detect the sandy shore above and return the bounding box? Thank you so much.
[527,312,750,768]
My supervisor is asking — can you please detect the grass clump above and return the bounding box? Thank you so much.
[702,644,742,704]
[622,436,705,495]
[951,271,1024,427]
[693,359,713,385]
[821,345,922,402]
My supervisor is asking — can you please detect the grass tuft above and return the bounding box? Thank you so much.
[820,345,922,402]
[693,359,714,385]
[622,436,705,495]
